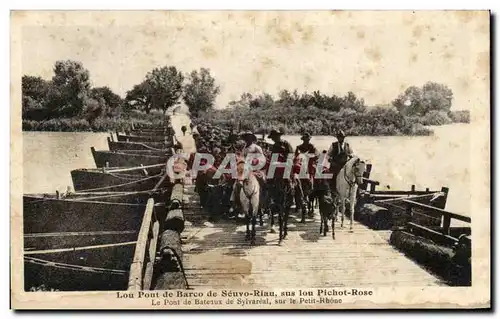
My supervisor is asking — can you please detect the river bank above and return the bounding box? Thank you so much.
[192,106,470,136]
[21,110,168,132]
[21,107,469,136]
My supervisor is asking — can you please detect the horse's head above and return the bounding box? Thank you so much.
[352,157,367,186]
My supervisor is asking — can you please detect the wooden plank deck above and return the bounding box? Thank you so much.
[181,185,446,289]
[169,113,445,289]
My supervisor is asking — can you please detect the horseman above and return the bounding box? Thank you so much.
[267,128,295,209]
[327,129,354,191]
[229,131,266,218]
[295,132,318,157]
[294,132,318,220]
[268,128,293,160]
[242,131,264,157]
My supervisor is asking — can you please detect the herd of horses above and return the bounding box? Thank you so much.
[192,149,367,246]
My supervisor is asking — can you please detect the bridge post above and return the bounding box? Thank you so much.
[442,215,451,235]
[406,203,413,224]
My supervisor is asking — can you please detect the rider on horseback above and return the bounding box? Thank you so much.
[267,128,295,208]
[268,128,294,172]
[327,129,354,191]
[295,132,318,157]
[294,132,318,220]
[229,131,265,217]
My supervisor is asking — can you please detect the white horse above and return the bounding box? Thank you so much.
[335,156,367,231]
[237,172,261,245]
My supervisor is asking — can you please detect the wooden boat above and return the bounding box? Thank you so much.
[127,129,175,137]
[116,132,174,144]
[71,164,171,192]
[108,137,174,152]
[130,123,167,130]
[24,192,163,291]
[91,147,171,168]
[359,184,449,227]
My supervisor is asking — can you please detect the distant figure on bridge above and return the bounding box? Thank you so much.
[327,130,354,191]
[181,125,187,136]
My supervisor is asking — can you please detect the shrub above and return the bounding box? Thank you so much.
[448,110,470,123]
[420,110,452,126]
[193,105,436,136]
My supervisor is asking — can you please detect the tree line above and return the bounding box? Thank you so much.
[22,59,469,133]
[227,81,463,119]
[22,60,220,125]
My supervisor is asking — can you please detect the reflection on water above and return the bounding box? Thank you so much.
[23,132,109,195]
[23,124,470,214]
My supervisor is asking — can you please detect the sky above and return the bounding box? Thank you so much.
[18,11,489,110]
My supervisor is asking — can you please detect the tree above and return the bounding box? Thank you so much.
[91,86,123,117]
[392,86,424,116]
[22,76,50,120]
[147,66,184,115]
[277,89,298,107]
[83,98,104,125]
[183,68,220,115]
[45,60,91,117]
[228,92,253,109]
[392,82,453,116]
[22,76,50,102]
[343,91,366,113]
[125,82,153,113]
[249,93,274,109]
[296,92,313,108]
[421,82,453,114]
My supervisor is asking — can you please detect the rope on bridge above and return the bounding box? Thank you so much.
[24,241,137,255]
[24,256,128,276]
[24,230,137,238]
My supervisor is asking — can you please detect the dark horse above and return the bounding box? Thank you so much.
[293,153,316,223]
[268,177,294,245]
[312,164,336,239]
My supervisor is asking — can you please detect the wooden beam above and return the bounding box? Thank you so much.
[374,192,443,204]
[402,200,471,223]
[25,230,137,238]
[128,197,155,290]
[407,222,459,246]
[25,241,137,255]
[143,218,160,290]
[363,178,380,186]
[370,190,436,195]
[95,163,167,174]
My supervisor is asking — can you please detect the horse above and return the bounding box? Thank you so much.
[293,153,317,222]
[267,174,294,245]
[311,164,336,239]
[234,166,261,245]
[334,156,367,231]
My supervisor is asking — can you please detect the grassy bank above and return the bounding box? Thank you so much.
[22,107,469,135]
[193,106,441,136]
[22,111,167,132]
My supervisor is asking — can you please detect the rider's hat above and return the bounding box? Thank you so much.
[268,127,284,139]
[336,129,346,138]
[301,132,312,140]
[241,131,257,142]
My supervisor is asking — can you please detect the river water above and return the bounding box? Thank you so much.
[23,123,470,214]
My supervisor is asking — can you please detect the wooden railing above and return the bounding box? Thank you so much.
[402,199,471,246]
[127,197,160,290]
[151,182,188,290]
